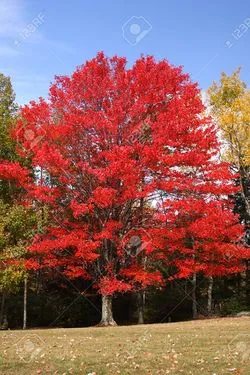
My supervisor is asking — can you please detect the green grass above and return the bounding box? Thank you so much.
[0,317,250,374]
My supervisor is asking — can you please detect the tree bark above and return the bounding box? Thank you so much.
[23,276,27,330]
[98,295,117,326]
[192,272,197,319]
[137,291,145,324]
[207,276,213,315]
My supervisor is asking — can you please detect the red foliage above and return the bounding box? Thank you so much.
[2,52,249,296]
[98,276,132,296]
[0,161,30,186]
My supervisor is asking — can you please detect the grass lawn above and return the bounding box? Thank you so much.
[0,317,249,375]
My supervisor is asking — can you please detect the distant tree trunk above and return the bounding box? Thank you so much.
[207,276,213,315]
[137,291,145,324]
[99,295,117,326]
[246,260,250,308]
[239,167,250,219]
[23,276,27,330]
[0,293,5,326]
[0,294,8,329]
[192,272,197,319]
[137,197,146,325]
[2,315,8,330]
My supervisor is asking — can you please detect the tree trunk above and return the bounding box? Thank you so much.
[246,260,250,309]
[192,272,197,319]
[0,293,5,327]
[99,295,117,326]
[23,276,27,330]
[137,291,145,324]
[207,276,213,315]
[239,168,250,219]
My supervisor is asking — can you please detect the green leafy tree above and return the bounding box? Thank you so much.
[0,74,37,328]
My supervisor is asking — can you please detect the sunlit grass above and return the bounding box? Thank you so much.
[0,317,249,374]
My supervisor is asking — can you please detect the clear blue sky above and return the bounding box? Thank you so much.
[1,0,250,105]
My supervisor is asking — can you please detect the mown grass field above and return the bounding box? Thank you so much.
[0,317,249,375]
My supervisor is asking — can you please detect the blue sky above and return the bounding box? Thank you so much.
[1,0,250,105]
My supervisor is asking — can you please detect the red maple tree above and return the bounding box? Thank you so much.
[1,53,248,325]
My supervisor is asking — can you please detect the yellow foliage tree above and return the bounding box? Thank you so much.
[207,68,250,219]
